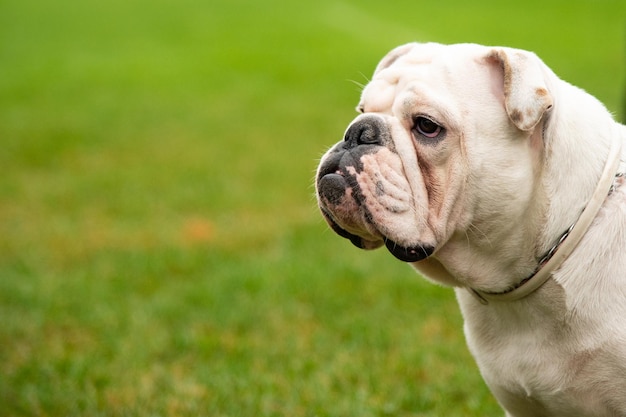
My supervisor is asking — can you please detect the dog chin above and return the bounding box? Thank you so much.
[383,240,435,263]
[322,211,434,263]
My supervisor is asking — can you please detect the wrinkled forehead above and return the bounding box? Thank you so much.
[359,43,484,113]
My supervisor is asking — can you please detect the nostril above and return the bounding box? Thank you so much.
[344,118,384,147]
[357,125,380,144]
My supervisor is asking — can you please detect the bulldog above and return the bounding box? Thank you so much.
[315,42,626,416]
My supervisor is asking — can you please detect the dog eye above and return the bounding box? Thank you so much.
[414,117,443,138]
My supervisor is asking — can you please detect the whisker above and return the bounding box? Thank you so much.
[348,79,366,92]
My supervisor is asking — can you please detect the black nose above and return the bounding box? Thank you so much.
[344,116,386,148]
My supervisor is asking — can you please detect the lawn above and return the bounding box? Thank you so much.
[1,0,625,415]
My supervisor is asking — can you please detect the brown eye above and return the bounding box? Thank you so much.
[414,117,442,138]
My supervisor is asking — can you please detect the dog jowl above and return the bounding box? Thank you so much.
[317,114,435,262]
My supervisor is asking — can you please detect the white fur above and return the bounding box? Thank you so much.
[406,44,626,416]
[318,42,626,416]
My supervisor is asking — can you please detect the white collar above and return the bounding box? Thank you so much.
[470,135,624,304]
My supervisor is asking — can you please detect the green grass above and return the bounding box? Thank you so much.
[1,0,625,415]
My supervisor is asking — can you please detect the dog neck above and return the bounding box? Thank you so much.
[469,133,624,304]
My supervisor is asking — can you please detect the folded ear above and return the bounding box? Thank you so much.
[487,48,554,131]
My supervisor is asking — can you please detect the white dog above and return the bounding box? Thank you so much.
[315,42,626,416]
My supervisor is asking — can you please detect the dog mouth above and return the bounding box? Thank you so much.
[317,171,434,263]
[383,239,435,263]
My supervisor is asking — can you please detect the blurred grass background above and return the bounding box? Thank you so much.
[1,0,625,415]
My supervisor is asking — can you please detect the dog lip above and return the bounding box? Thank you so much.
[319,208,383,250]
[317,173,349,206]
[384,239,434,262]
[317,145,382,183]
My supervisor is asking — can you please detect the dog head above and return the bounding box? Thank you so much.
[315,42,553,266]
